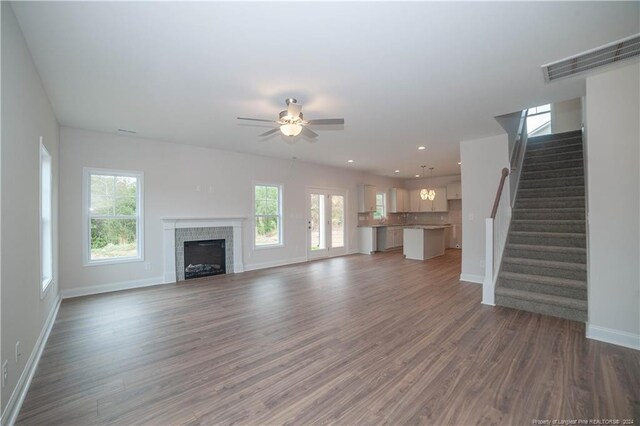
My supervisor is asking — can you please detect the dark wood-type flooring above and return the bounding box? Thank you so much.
[17,250,640,425]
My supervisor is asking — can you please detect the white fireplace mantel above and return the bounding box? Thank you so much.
[162,217,246,283]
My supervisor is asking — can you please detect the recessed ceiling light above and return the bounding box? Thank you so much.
[415,174,420,177]
[347,159,354,163]
[418,146,426,150]
[394,170,400,174]
[458,161,462,165]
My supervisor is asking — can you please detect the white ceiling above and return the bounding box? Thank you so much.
[12,1,639,178]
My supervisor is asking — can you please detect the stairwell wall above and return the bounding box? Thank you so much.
[459,134,510,283]
[585,61,640,350]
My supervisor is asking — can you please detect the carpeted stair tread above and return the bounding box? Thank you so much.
[515,196,585,204]
[527,138,583,151]
[512,207,585,214]
[505,243,586,254]
[522,158,584,171]
[499,271,587,290]
[517,186,585,198]
[523,151,583,164]
[503,257,586,270]
[518,176,584,189]
[527,130,582,143]
[509,231,585,238]
[525,143,584,156]
[514,198,585,209]
[521,167,584,180]
[510,219,586,231]
[495,287,587,310]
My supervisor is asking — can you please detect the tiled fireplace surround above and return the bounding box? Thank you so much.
[162,218,245,283]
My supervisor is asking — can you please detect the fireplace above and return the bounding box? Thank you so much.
[184,239,226,279]
[162,218,244,283]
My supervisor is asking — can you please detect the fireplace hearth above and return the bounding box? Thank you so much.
[184,239,226,279]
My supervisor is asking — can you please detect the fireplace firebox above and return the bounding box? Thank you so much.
[183,239,226,279]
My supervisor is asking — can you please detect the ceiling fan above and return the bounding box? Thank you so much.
[237,98,344,138]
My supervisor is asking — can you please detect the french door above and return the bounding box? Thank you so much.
[307,188,347,260]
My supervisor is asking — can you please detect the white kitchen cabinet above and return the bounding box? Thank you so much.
[446,182,462,200]
[376,226,404,251]
[358,184,377,213]
[432,187,448,212]
[389,188,407,213]
[358,227,377,254]
[408,188,447,212]
[408,190,422,212]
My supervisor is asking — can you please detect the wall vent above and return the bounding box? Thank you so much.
[542,34,640,82]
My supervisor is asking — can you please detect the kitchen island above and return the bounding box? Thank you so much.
[403,225,452,260]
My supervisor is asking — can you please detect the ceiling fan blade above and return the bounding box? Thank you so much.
[301,126,319,138]
[237,117,276,123]
[306,118,344,125]
[258,128,281,137]
[287,103,302,118]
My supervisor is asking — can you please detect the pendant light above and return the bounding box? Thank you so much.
[420,166,436,201]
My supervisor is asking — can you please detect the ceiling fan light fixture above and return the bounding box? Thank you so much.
[280,123,302,136]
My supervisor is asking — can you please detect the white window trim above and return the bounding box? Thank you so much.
[253,182,284,249]
[40,139,53,298]
[82,167,144,266]
[374,192,387,219]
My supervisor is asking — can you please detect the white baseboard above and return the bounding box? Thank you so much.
[61,276,165,299]
[586,323,640,350]
[1,295,61,426]
[244,256,308,272]
[459,273,484,284]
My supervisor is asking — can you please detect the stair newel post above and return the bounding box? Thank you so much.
[483,217,495,305]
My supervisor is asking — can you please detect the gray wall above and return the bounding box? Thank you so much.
[551,98,582,134]
[585,62,640,348]
[58,126,402,294]
[1,2,60,415]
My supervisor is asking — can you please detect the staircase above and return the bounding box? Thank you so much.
[495,130,587,322]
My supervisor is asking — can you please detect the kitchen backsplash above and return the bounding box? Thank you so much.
[357,199,463,248]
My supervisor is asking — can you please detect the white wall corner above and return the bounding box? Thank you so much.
[459,273,484,284]
[1,295,62,426]
[586,324,640,351]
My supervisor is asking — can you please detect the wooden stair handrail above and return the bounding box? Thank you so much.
[490,168,510,219]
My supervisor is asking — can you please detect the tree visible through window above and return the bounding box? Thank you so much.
[86,169,143,262]
[374,192,386,220]
[255,184,282,246]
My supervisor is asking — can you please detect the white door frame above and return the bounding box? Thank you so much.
[306,187,348,260]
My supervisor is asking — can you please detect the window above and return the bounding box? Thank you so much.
[527,104,551,136]
[254,184,282,247]
[84,168,143,264]
[40,141,53,294]
[374,192,386,220]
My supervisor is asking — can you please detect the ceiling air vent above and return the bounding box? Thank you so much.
[542,33,640,82]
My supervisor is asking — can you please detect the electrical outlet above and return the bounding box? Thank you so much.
[2,360,8,387]
[15,341,21,363]
[144,262,151,271]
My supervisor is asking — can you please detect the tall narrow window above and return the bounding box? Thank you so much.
[254,184,282,247]
[374,192,386,220]
[84,168,143,264]
[40,141,53,293]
